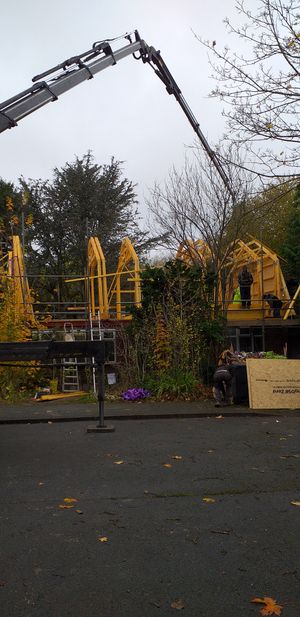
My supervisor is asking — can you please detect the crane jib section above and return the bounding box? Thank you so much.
[0,30,231,193]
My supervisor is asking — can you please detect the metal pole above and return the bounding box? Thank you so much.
[90,312,96,395]
[21,211,25,254]
[87,355,115,433]
[260,227,265,352]
[96,360,105,427]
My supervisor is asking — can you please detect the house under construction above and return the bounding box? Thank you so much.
[1,234,300,360]
[177,237,300,357]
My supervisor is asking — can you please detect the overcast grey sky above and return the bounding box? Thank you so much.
[1,0,247,216]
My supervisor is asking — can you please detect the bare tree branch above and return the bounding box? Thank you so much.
[195,0,300,178]
[147,147,252,313]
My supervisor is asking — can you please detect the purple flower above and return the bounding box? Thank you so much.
[121,388,150,401]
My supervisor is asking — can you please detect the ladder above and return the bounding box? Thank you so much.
[62,323,80,392]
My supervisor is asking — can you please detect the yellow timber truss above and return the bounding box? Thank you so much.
[3,234,296,324]
[224,238,293,319]
[86,236,141,319]
[87,237,109,319]
[107,237,141,320]
[177,237,295,320]
[177,239,212,267]
[5,235,35,323]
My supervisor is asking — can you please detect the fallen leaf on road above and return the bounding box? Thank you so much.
[75,509,83,514]
[207,449,214,453]
[114,460,125,465]
[280,454,300,459]
[202,497,216,503]
[216,415,224,419]
[59,504,74,509]
[64,497,78,504]
[251,596,283,615]
[0,581,7,587]
[163,463,172,468]
[171,599,185,610]
[172,455,183,460]
[291,500,300,506]
[150,601,161,608]
[98,536,108,543]
[210,529,231,535]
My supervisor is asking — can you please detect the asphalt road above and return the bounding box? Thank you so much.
[1,415,300,617]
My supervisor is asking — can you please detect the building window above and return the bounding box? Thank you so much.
[226,327,264,352]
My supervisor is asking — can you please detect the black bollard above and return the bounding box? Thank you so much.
[87,357,115,433]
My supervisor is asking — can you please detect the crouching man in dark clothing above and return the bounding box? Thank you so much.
[213,363,233,407]
[263,293,283,318]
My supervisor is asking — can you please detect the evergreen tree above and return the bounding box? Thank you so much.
[281,184,300,282]
[20,152,151,303]
[22,152,143,272]
[126,259,225,395]
[224,181,297,255]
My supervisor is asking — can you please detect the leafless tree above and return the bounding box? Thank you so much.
[148,147,251,313]
[197,0,300,180]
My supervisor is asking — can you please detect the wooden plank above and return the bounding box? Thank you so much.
[246,359,300,409]
[283,283,300,320]
[34,392,86,402]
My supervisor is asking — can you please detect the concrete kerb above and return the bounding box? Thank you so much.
[0,398,299,426]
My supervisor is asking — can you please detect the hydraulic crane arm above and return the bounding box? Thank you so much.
[0,30,232,194]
